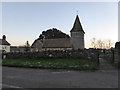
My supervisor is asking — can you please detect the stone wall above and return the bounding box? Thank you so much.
[3,49,99,62]
[70,32,84,49]
[114,42,120,63]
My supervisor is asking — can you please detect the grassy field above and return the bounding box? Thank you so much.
[2,59,98,71]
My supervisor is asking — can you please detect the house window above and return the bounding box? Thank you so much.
[4,46,7,49]
[2,47,4,49]
[2,46,7,50]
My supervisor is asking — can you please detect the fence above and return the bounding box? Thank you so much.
[102,50,114,63]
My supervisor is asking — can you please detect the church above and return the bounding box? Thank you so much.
[31,15,85,52]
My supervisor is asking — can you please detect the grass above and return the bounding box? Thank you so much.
[2,58,98,71]
[99,53,110,58]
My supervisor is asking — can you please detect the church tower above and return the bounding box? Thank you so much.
[70,15,85,49]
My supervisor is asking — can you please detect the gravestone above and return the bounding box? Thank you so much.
[114,42,120,63]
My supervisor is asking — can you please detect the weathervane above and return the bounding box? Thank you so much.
[76,10,78,15]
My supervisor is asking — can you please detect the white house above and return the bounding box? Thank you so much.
[0,35,11,52]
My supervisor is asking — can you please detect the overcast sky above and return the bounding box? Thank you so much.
[1,2,118,48]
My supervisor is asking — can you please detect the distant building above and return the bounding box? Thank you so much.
[10,46,23,52]
[11,46,31,53]
[0,35,11,52]
[10,46,20,52]
[31,15,85,51]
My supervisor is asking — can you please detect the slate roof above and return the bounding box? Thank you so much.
[70,15,85,33]
[31,39,43,49]
[0,39,11,45]
[42,38,71,48]
[31,39,38,48]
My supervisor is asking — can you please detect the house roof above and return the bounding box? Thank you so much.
[0,39,11,45]
[31,39,37,48]
[70,15,85,33]
[31,39,43,48]
[42,38,71,48]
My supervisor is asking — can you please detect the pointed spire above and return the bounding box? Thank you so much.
[70,15,85,33]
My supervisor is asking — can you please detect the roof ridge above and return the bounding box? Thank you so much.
[0,39,11,45]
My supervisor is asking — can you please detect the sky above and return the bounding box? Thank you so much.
[1,2,118,48]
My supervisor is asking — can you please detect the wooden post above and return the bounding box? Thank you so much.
[112,50,114,63]
[97,50,99,64]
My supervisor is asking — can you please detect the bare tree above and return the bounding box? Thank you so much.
[90,38,113,49]
[90,37,96,48]
[105,39,112,49]
[108,40,112,48]
[97,39,103,49]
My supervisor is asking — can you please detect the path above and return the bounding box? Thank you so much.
[2,66,118,88]
[98,58,117,71]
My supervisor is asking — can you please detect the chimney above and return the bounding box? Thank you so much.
[2,35,6,40]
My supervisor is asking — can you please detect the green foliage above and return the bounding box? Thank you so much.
[2,59,97,71]
[24,41,30,52]
[25,41,30,47]
[39,28,70,39]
